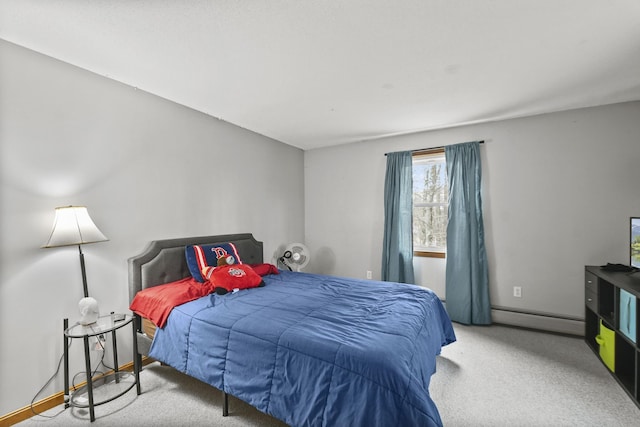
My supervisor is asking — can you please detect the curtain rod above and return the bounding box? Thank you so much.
[385,140,484,156]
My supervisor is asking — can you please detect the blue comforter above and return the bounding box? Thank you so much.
[149,271,456,427]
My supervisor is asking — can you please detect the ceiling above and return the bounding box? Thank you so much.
[1,1,639,150]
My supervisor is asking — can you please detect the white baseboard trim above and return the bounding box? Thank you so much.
[491,307,584,336]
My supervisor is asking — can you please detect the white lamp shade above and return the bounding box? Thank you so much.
[43,206,108,248]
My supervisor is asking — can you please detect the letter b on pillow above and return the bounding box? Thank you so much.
[185,243,243,282]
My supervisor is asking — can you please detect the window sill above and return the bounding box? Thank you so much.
[413,251,446,259]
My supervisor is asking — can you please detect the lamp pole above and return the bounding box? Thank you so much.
[78,244,89,298]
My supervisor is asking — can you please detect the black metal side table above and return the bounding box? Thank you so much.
[63,313,141,422]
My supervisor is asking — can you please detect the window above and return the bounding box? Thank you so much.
[412,149,448,258]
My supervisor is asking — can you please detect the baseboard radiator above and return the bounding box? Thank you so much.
[491,306,584,336]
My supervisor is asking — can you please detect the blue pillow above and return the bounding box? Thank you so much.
[185,243,243,282]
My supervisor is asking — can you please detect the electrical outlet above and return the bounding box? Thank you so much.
[513,286,522,298]
[366,270,372,279]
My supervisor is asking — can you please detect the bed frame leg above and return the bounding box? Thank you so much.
[223,392,229,416]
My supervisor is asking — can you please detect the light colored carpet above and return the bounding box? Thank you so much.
[18,324,639,426]
[431,325,639,426]
[17,364,287,427]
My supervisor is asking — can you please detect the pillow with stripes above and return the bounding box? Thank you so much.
[185,243,243,282]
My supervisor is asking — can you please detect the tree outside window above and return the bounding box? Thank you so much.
[413,150,447,257]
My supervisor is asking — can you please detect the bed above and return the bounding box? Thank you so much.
[128,233,456,427]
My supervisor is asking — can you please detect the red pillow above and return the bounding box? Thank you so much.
[250,263,279,276]
[129,277,215,327]
[205,264,264,294]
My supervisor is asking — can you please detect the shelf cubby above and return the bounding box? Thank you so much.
[585,266,640,408]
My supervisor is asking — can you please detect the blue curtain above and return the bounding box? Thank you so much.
[445,141,491,324]
[382,151,415,284]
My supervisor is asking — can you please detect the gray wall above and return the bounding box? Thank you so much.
[305,101,640,320]
[3,35,640,417]
[0,40,304,415]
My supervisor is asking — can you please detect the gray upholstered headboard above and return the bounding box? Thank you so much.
[127,233,264,304]
[127,233,264,358]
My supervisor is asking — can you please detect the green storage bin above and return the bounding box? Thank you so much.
[595,320,615,372]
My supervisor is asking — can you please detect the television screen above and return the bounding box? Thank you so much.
[632,217,640,268]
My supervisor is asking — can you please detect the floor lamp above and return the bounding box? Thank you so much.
[43,206,109,325]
